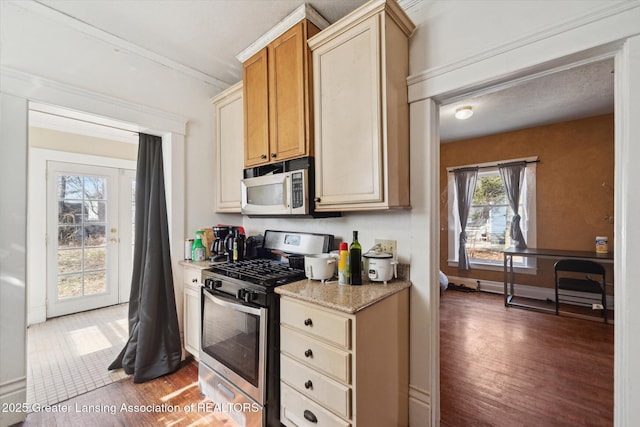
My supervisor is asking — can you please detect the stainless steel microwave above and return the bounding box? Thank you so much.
[241,169,309,216]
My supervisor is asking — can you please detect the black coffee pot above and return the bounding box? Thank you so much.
[211,226,230,262]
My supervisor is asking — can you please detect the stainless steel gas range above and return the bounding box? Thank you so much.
[199,230,333,427]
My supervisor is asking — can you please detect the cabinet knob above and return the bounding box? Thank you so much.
[303,410,318,423]
[314,197,321,203]
[260,154,267,160]
[271,153,277,158]
[304,318,312,326]
[192,278,198,283]
[304,380,313,389]
[304,349,313,358]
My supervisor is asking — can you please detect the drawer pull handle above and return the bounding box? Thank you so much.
[304,409,318,423]
[304,380,313,389]
[304,318,313,326]
[304,349,313,358]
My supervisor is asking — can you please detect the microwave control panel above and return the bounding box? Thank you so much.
[291,172,304,209]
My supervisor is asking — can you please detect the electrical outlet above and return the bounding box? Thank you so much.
[375,239,397,257]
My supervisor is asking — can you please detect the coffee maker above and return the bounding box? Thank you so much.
[210,226,231,262]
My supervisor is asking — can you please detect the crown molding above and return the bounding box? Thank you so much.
[1,66,188,135]
[11,0,230,90]
[236,4,330,63]
[407,0,640,87]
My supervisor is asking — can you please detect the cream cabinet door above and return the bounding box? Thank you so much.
[183,266,202,359]
[213,81,244,212]
[312,15,383,210]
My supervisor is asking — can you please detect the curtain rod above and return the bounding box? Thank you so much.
[449,159,540,173]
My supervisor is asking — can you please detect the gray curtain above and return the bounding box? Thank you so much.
[499,161,528,249]
[109,133,181,383]
[454,167,479,270]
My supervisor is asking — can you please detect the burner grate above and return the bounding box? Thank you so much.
[210,259,305,286]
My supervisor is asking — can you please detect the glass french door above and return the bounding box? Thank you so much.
[46,162,134,318]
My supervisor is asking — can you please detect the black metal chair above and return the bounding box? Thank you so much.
[554,259,607,323]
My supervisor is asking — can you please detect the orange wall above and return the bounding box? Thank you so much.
[440,114,614,288]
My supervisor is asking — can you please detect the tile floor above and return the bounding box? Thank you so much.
[26,303,130,407]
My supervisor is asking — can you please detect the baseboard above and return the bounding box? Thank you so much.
[0,377,27,427]
[409,384,431,427]
[450,276,615,310]
[28,304,47,326]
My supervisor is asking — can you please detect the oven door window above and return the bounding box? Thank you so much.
[202,291,266,388]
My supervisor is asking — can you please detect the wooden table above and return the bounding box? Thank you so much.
[503,247,613,312]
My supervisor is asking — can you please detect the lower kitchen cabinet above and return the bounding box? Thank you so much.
[182,262,206,360]
[279,289,409,426]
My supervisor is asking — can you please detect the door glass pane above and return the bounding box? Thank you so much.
[85,271,107,295]
[58,274,83,298]
[58,175,83,199]
[84,225,106,247]
[58,249,82,274]
[58,225,82,248]
[84,247,106,270]
[56,173,109,299]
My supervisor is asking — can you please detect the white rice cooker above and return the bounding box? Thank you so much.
[363,251,397,284]
[304,254,336,282]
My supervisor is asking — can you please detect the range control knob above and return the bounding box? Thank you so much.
[237,288,257,303]
[204,279,222,289]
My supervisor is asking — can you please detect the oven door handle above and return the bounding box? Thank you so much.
[203,289,264,317]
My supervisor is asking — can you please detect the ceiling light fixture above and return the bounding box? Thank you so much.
[454,106,473,120]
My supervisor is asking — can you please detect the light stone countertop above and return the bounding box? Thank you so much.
[275,279,411,314]
[179,260,213,269]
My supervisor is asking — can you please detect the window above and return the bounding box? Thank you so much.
[447,158,537,272]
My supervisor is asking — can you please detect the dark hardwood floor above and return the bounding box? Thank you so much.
[18,359,236,427]
[18,290,613,427]
[440,290,613,427]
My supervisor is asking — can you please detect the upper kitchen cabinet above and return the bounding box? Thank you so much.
[213,82,244,213]
[309,0,415,211]
[242,19,321,167]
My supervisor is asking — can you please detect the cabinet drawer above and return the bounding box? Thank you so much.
[281,298,351,349]
[183,268,201,286]
[281,354,351,419]
[281,382,350,427]
[281,327,351,384]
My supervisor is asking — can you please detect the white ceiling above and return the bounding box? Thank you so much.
[439,59,615,142]
[27,0,614,142]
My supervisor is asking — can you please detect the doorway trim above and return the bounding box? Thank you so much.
[0,67,186,425]
[406,4,640,426]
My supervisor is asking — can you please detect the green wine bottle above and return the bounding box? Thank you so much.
[349,231,362,285]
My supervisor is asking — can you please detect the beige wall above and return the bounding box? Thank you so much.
[29,127,137,161]
[440,114,614,288]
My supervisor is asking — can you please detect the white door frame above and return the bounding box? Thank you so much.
[407,17,640,427]
[118,169,136,304]
[1,68,187,426]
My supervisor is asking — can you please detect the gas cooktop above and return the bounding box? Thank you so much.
[208,258,305,287]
